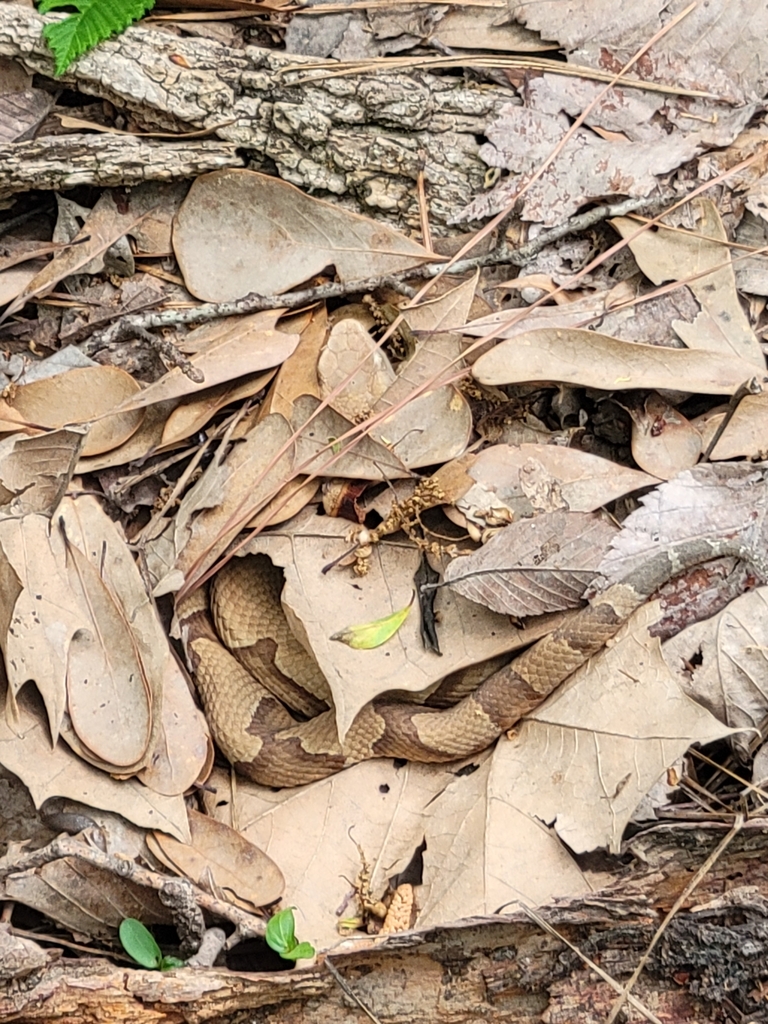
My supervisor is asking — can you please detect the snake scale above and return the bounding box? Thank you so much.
[178,536,766,787]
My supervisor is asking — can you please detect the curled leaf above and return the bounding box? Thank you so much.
[331,594,414,650]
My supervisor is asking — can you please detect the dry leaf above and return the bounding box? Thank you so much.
[472,328,765,395]
[116,310,298,411]
[612,200,765,367]
[692,394,768,460]
[0,428,86,517]
[149,809,284,912]
[3,858,170,942]
[0,366,144,457]
[597,463,768,585]
[147,413,297,593]
[160,372,274,448]
[61,525,153,770]
[173,170,432,301]
[0,681,190,842]
[452,444,657,524]
[664,587,768,762]
[290,395,409,481]
[443,511,618,617]
[512,603,734,854]
[264,307,327,419]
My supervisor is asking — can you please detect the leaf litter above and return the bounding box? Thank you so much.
[5,0,768,974]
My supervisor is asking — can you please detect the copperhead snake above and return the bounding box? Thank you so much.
[178,537,766,788]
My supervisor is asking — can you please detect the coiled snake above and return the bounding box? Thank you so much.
[178,537,764,788]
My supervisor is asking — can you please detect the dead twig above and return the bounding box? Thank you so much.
[82,195,662,354]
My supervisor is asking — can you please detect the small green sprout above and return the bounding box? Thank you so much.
[119,918,185,971]
[265,908,315,961]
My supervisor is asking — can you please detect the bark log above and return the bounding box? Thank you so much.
[3,821,768,1024]
[0,6,511,230]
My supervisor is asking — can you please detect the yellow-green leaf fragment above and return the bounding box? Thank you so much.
[331,595,414,649]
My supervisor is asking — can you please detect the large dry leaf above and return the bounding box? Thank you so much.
[449,444,657,524]
[148,809,284,912]
[0,682,189,842]
[160,373,274,448]
[612,200,765,367]
[509,603,734,855]
[371,384,471,469]
[173,170,432,301]
[597,462,768,585]
[0,366,144,457]
[204,753,589,953]
[663,587,768,762]
[443,511,618,617]
[76,400,178,475]
[61,527,153,770]
[241,509,567,740]
[0,192,153,323]
[472,328,765,395]
[116,310,298,410]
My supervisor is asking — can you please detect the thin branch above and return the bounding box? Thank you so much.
[82,195,663,353]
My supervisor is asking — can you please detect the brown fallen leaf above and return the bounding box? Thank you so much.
[61,524,153,771]
[160,371,275,448]
[147,413,297,594]
[692,393,768,460]
[3,858,170,943]
[506,602,734,855]
[597,462,768,585]
[173,169,433,301]
[0,680,190,842]
[664,586,768,762]
[148,809,284,912]
[263,306,327,419]
[115,310,297,410]
[440,444,656,525]
[472,327,765,395]
[443,510,618,617]
[0,366,144,458]
[612,199,765,367]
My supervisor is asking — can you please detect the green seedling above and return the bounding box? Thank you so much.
[119,918,185,971]
[265,908,315,961]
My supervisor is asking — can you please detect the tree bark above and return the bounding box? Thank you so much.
[0,6,511,230]
[3,821,768,1024]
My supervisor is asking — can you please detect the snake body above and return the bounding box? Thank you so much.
[178,538,763,787]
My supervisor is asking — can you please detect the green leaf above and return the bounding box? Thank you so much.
[160,956,186,971]
[265,908,298,956]
[280,941,316,961]
[38,0,157,76]
[119,918,162,970]
[331,594,414,650]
